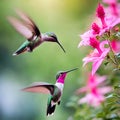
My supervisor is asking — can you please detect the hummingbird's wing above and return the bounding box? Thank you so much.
[8,10,41,41]
[8,16,35,40]
[15,10,41,38]
[22,82,59,95]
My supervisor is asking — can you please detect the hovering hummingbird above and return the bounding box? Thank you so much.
[22,68,78,116]
[8,10,65,56]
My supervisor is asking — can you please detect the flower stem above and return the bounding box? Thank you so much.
[106,32,119,67]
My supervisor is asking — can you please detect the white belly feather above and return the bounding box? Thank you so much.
[51,83,64,106]
[55,82,64,92]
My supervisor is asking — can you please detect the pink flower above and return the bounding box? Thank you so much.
[78,2,120,48]
[76,74,112,107]
[78,4,106,48]
[78,30,93,47]
[95,3,120,35]
[102,0,120,28]
[103,0,119,17]
[78,33,101,49]
[78,3,120,48]
[96,3,120,35]
[83,41,110,75]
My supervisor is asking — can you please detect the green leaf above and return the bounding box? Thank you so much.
[96,112,105,118]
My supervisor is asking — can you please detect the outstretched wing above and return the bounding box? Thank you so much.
[8,16,34,40]
[8,10,41,41]
[22,82,58,95]
[16,10,41,37]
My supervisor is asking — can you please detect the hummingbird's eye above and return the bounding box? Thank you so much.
[59,73,62,76]
[59,73,63,76]
[56,72,63,80]
[51,35,57,41]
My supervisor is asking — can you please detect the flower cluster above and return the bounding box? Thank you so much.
[77,0,120,107]
[78,1,120,75]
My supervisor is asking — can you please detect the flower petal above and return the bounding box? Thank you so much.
[92,58,104,75]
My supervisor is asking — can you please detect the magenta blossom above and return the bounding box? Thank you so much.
[96,3,120,35]
[103,0,119,17]
[83,41,110,75]
[78,30,94,47]
[96,3,120,34]
[76,74,112,107]
[78,33,101,49]
[78,3,120,48]
[78,5,120,47]
[78,25,101,48]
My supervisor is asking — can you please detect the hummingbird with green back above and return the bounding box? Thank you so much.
[8,10,65,56]
[22,68,78,116]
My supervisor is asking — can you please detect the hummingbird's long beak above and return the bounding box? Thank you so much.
[57,41,66,53]
[64,68,78,73]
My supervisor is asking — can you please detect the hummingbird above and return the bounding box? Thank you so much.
[8,10,65,56]
[22,68,78,116]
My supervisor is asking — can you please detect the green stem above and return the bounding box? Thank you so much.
[106,31,119,67]
[101,33,117,65]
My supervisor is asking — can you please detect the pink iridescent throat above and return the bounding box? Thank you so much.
[56,73,67,84]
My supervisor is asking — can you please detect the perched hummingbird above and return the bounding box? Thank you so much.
[8,10,65,56]
[22,68,78,116]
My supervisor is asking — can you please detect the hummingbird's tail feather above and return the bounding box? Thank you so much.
[13,46,27,56]
[47,103,56,116]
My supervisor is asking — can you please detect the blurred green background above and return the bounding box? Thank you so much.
[0,0,97,120]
